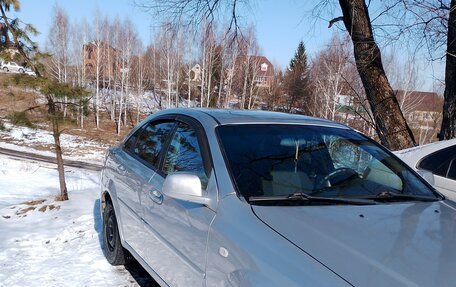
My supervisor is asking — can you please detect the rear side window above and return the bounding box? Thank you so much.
[134,121,175,168]
[124,129,141,153]
[418,146,456,177]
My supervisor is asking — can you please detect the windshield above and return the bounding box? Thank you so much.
[217,124,440,204]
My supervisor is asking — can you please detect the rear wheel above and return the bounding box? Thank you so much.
[102,201,131,265]
[2,67,8,72]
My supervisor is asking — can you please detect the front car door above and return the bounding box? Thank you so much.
[141,117,217,287]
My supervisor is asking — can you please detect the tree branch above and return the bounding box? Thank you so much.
[328,16,344,28]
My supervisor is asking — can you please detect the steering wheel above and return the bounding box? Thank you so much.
[315,168,359,190]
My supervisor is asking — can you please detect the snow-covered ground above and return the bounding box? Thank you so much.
[0,154,155,286]
[0,122,109,164]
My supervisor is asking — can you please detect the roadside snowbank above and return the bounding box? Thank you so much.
[0,122,109,164]
[0,154,154,286]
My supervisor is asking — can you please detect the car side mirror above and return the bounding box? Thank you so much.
[417,170,435,185]
[162,172,209,205]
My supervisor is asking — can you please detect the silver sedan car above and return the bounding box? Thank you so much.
[100,109,456,287]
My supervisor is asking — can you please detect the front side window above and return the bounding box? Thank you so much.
[163,123,208,188]
[133,121,175,168]
[217,124,438,204]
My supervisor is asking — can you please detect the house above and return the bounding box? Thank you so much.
[395,90,443,143]
[83,41,122,84]
[232,55,275,88]
[395,90,442,126]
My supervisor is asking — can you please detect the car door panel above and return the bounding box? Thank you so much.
[141,120,216,287]
[142,172,216,287]
[113,150,154,254]
[433,175,456,200]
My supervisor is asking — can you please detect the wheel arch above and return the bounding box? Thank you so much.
[100,181,126,244]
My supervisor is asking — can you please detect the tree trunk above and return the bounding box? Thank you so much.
[338,0,416,150]
[439,0,456,140]
[53,126,68,201]
[47,96,68,201]
[95,43,101,129]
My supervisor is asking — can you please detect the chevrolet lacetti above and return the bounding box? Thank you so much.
[100,109,456,287]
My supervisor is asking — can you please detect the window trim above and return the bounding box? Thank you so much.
[121,115,177,172]
[157,115,213,180]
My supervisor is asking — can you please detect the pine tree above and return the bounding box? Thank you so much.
[284,41,310,114]
[0,0,41,75]
[12,75,89,201]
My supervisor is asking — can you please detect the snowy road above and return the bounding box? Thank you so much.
[0,154,158,287]
[0,146,102,171]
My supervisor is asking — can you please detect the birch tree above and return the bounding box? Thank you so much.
[47,4,70,84]
[138,0,416,150]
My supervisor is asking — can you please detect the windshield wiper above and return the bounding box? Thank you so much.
[360,191,440,202]
[248,192,377,205]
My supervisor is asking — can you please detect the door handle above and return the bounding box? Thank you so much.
[118,164,126,172]
[149,189,163,205]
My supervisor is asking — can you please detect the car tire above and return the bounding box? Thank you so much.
[102,201,132,265]
[2,67,8,72]
[19,68,24,73]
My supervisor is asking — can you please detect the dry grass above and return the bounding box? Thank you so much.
[21,199,46,206]
[0,73,135,146]
[15,206,36,215]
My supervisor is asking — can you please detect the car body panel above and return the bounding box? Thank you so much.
[140,170,217,286]
[108,147,154,254]
[205,194,351,287]
[101,109,456,287]
[253,200,456,287]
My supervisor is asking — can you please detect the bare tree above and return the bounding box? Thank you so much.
[311,35,351,121]
[356,0,455,140]
[92,9,104,129]
[47,4,70,84]
[440,0,456,139]
[137,0,416,150]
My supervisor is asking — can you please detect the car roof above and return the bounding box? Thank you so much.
[396,138,456,156]
[395,138,456,169]
[156,108,350,129]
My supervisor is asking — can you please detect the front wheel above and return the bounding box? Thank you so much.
[102,202,131,265]
[19,68,24,73]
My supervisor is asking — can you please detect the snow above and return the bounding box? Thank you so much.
[0,154,155,286]
[0,122,109,164]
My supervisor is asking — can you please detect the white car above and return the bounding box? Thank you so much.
[1,61,26,73]
[24,68,36,76]
[396,139,456,199]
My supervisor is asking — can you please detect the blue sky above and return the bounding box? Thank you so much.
[15,0,335,69]
[14,0,444,91]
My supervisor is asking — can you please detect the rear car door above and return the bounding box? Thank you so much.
[142,117,216,287]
